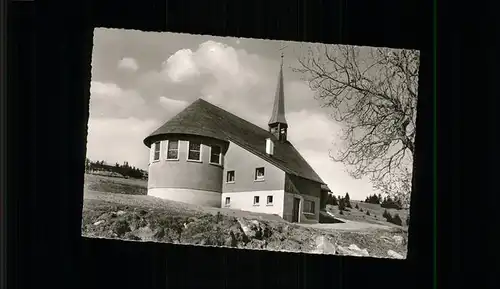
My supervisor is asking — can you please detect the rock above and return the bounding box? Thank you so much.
[248,239,267,249]
[348,244,369,256]
[380,236,393,244]
[337,244,369,257]
[93,220,105,226]
[124,232,141,241]
[111,219,131,237]
[116,210,126,216]
[393,235,404,245]
[380,236,392,241]
[237,218,253,237]
[312,236,336,254]
[136,209,148,216]
[224,236,234,247]
[387,250,404,259]
[237,218,262,239]
[135,226,154,241]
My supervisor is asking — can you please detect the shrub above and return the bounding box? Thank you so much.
[327,194,338,206]
[381,196,403,209]
[215,212,223,223]
[344,193,352,208]
[364,194,381,204]
[391,213,403,226]
[360,208,363,212]
[339,210,344,215]
[338,198,346,211]
[366,210,370,216]
[382,209,392,222]
[355,203,359,210]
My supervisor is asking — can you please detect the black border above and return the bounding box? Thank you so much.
[8,0,442,288]
[0,0,7,288]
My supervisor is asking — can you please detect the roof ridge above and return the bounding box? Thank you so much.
[198,98,278,140]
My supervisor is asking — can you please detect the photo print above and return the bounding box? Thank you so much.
[82,28,420,259]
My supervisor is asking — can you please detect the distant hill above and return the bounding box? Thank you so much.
[326,200,409,229]
[85,158,147,180]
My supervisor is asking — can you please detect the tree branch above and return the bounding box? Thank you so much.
[294,44,420,203]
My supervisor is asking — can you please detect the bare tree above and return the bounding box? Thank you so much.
[293,45,420,208]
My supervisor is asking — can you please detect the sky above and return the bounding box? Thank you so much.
[87,28,404,201]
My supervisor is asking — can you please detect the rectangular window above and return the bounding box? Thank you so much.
[166,140,179,160]
[253,196,260,205]
[225,197,230,206]
[210,145,222,164]
[226,170,235,183]
[187,141,202,161]
[153,142,161,161]
[303,200,315,214]
[255,167,265,181]
[267,195,273,205]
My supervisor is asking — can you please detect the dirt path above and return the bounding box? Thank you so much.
[300,218,393,232]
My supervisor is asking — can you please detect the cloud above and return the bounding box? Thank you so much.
[158,96,189,113]
[90,81,122,97]
[117,57,139,71]
[155,40,276,128]
[299,149,375,201]
[162,49,200,82]
[89,81,146,118]
[86,117,159,170]
[287,110,341,151]
[162,41,260,88]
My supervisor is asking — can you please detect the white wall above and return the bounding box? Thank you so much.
[223,141,286,193]
[221,190,285,217]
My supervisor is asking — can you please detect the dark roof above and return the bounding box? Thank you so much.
[144,98,325,184]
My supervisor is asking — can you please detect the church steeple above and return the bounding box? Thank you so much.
[268,53,288,142]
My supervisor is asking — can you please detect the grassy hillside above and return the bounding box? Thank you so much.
[81,174,408,259]
[326,201,409,229]
[84,173,147,196]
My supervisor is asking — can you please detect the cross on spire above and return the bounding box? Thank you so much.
[279,43,288,63]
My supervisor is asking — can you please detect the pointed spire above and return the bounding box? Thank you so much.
[268,54,287,126]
